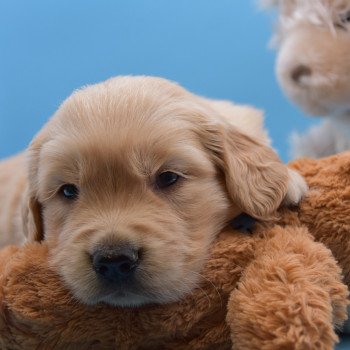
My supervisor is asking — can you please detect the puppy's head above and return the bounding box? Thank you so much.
[264,0,350,116]
[23,76,288,306]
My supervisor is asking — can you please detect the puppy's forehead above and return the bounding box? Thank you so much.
[53,76,196,135]
[43,77,214,177]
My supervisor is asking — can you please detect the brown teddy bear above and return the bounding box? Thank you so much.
[1,152,350,350]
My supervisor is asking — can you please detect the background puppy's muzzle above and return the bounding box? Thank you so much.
[92,243,140,282]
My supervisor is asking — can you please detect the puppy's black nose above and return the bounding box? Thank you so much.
[92,245,139,282]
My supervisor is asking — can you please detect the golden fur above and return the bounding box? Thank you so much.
[0,76,307,306]
[0,155,26,247]
[0,153,349,350]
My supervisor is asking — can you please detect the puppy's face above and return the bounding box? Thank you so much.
[23,76,289,306]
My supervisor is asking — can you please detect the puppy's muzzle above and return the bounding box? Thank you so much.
[92,243,140,283]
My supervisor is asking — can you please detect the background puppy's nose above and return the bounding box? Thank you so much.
[291,64,312,84]
[92,244,140,282]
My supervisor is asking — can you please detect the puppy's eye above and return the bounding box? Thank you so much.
[156,171,180,189]
[59,184,79,200]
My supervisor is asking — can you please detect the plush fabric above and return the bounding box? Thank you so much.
[1,153,350,350]
[261,0,350,159]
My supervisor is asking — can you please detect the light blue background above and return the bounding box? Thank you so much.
[0,0,316,162]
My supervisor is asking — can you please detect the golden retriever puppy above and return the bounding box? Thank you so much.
[0,76,307,306]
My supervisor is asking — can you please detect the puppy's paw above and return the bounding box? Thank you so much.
[282,168,308,206]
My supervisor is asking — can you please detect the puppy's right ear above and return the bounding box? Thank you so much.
[22,131,47,242]
[22,189,43,242]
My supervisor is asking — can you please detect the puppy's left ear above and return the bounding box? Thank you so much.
[222,127,288,219]
[201,121,288,220]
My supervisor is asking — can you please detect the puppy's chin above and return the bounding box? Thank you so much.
[62,271,200,307]
[98,293,156,308]
[86,289,184,308]
[68,270,198,307]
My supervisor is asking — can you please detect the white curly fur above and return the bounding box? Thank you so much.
[262,0,350,43]
[261,0,350,159]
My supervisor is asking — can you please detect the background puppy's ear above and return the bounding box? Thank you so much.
[22,190,43,242]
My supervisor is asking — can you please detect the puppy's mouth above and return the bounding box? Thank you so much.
[92,273,164,307]
[87,243,159,306]
[63,239,197,307]
[97,288,156,307]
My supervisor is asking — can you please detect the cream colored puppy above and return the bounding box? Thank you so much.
[0,76,307,306]
[261,0,350,158]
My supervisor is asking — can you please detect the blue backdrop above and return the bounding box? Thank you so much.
[0,0,315,161]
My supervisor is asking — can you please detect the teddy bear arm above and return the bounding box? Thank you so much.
[227,225,349,350]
